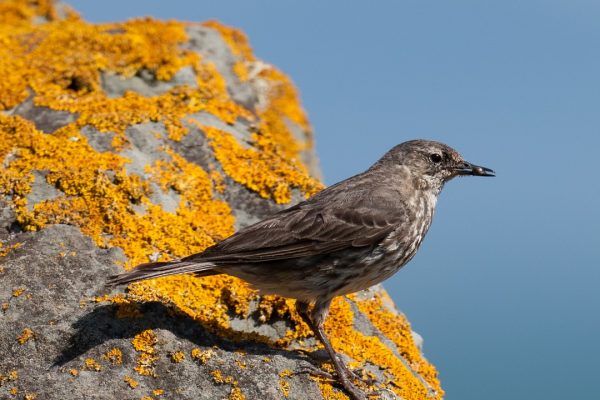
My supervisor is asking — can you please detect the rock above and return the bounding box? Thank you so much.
[0,1,443,399]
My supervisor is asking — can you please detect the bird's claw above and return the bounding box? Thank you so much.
[296,364,374,400]
[296,365,335,380]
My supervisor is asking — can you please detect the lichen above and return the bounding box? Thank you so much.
[84,358,101,372]
[197,123,323,203]
[210,370,245,400]
[124,375,139,389]
[170,351,185,363]
[16,328,34,344]
[191,348,215,365]
[132,330,158,377]
[102,348,123,366]
[0,243,21,257]
[278,369,293,398]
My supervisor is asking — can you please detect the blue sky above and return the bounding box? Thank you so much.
[69,1,600,398]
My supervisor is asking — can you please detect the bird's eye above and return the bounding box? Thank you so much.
[430,153,442,163]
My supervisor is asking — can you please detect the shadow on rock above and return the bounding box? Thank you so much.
[53,301,310,368]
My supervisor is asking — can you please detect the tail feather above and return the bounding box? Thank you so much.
[106,260,217,287]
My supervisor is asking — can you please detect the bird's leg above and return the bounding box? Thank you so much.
[297,300,371,384]
[304,299,367,400]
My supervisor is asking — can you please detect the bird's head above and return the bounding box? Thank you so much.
[375,139,495,191]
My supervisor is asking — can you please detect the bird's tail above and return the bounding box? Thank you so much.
[106,259,217,287]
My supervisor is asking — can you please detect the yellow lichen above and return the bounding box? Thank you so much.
[0,242,21,257]
[102,348,123,365]
[197,123,323,204]
[132,330,158,376]
[170,351,185,363]
[69,369,78,377]
[12,288,24,297]
[96,294,143,319]
[191,348,213,364]
[315,378,350,400]
[211,370,245,400]
[152,389,164,396]
[229,386,246,400]
[16,328,34,344]
[84,358,101,371]
[211,370,234,385]
[124,375,139,389]
[203,21,314,162]
[319,295,443,400]
[278,378,290,398]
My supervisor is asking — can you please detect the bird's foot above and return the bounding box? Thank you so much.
[334,356,377,387]
[298,362,375,386]
[297,363,373,400]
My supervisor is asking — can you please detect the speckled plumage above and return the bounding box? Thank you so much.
[108,139,494,400]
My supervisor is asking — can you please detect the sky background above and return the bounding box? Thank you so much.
[68,1,600,399]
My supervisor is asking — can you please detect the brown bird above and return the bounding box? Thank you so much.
[107,140,494,400]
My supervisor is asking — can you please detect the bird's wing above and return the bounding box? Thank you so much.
[188,186,406,263]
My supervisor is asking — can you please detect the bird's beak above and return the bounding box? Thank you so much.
[456,161,495,177]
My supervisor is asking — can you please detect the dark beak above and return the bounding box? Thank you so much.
[456,161,495,177]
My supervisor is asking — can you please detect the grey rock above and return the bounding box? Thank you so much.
[10,97,78,134]
[101,67,198,98]
[80,126,115,153]
[26,171,63,212]
[183,25,258,110]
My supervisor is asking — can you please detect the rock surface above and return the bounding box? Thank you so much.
[0,2,443,399]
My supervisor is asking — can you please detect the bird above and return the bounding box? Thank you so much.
[107,140,494,400]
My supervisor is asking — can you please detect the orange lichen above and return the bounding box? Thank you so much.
[314,378,350,400]
[152,389,164,396]
[69,369,78,377]
[102,348,123,365]
[9,387,17,396]
[197,123,323,203]
[319,295,443,400]
[124,375,139,389]
[96,294,143,318]
[12,288,25,297]
[0,242,21,257]
[24,393,36,400]
[132,330,158,376]
[203,21,314,163]
[191,348,215,365]
[170,351,185,363]
[278,370,293,398]
[211,370,233,384]
[229,386,246,400]
[84,358,101,371]
[211,370,245,400]
[16,328,34,344]
[202,21,255,62]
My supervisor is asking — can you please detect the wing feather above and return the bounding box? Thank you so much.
[187,178,406,264]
